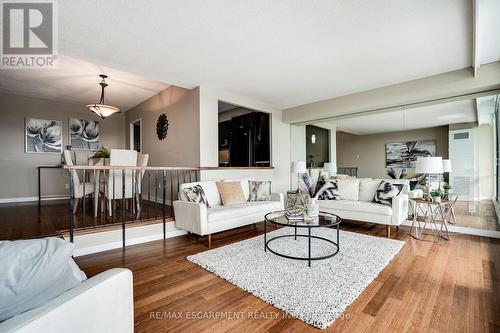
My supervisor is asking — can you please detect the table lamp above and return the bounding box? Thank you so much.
[415,156,443,197]
[323,162,337,177]
[291,161,307,190]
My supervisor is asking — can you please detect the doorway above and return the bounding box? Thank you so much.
[130,119,142,152]
[306,125,330,168]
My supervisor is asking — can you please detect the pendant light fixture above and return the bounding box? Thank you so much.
[86,74,120,119]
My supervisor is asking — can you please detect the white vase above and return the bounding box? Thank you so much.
[307,198,319,217]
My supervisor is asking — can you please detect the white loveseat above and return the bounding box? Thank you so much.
[316,178,409,237]
[173,179,284,247]
[0,268,134,333]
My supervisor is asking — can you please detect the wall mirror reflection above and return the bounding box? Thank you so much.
[291,93,500,235]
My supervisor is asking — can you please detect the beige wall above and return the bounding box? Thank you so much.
[0,92,125,200]
[336,126,449,179]
[125,85,200,167]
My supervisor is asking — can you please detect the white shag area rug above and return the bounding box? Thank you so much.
[187,227,405,329]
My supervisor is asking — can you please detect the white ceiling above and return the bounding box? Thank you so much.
[0,56,170,111]
[332,99,478,135]
[1,1,499,111]
[53,0,499,109]
[477,0,500,65]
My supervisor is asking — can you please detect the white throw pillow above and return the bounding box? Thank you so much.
[198,181,222,207]
[359,179,382,202]
[337,178,360,201]
[0,238,87,322]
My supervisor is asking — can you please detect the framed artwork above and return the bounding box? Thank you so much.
[386,140,436,168]
[25,117,62,154]
[69,118,100,150]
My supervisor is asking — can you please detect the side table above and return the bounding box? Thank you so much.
[409,198,452,242]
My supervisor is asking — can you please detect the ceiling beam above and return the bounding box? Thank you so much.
[472,0,480,77]
[283,62,500,124]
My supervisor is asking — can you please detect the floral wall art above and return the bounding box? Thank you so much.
[69,118,100,150]
[25,118,63,154]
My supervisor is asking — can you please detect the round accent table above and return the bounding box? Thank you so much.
[264,210,341,267]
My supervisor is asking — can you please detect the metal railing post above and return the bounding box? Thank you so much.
[82,169,86,227]
[93,169,97,226]
[69,169,75,243]
[121,169,126,248]
[155,171,158,219]
[162,170,167,239]
[61,166,203,244]
[170,171,174,219]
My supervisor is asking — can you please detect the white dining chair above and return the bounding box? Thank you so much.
[106,149,138,216]
[63,150,95,214]
[135,153,149,212]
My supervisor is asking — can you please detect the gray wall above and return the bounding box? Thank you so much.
[0,92,126,200]
[125,85,200,167]
[336,126,449,179]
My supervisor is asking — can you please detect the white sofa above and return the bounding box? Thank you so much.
[0,268,134,333]
[316,178,409,237]
[173,179,284,247]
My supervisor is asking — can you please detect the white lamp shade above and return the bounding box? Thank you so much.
[442,159,452,173]
[415,157,444,174]
[323,162,337,174]
[291,161,307,173]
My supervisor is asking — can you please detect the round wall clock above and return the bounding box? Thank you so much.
[156,113,169,140]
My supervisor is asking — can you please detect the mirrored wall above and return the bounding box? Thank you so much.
[291,92,500,236]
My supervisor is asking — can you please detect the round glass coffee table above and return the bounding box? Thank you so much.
[264,210,342,267]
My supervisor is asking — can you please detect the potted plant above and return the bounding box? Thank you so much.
[88,146,110,162]
[442,182,452,194]
[430,189,444,203]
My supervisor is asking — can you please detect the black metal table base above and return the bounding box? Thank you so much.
[264,219,340,267]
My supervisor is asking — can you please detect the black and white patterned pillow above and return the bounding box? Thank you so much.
[298,173,315,197]
[314,175,328,196]
[183,185,210,207]
[316,181,340,200]
[248,181,271,201]
[373,181,404,206]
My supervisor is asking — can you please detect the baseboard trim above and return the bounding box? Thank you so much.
[0,196,69,204]
[72,229,187,257]
[401,220,500,239]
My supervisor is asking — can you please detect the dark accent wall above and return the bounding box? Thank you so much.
[218,111,271,167]
[306,125,330,167]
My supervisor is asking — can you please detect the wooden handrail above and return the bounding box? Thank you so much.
[63,165,275,171]
[64,165,201,171]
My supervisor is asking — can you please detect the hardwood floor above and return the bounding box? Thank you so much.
[0,199,171,240]
[452,200,500,231]
[1,199,497,241]
[75,221,500,332]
